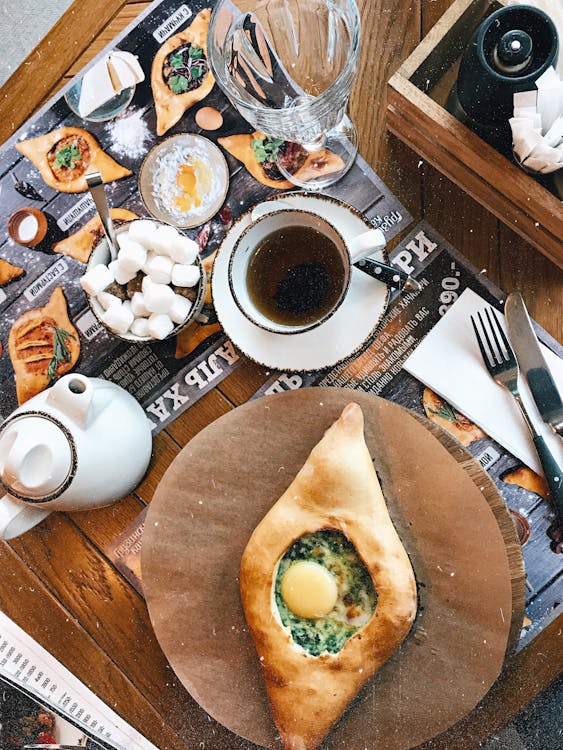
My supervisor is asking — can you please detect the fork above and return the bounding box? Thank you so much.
[471,306,563,522]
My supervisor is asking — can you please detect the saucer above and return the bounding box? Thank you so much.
[211,193,389,371]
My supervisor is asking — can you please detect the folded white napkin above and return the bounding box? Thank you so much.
[404,288,563,476]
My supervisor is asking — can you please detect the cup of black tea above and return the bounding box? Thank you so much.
[228,201,386,334]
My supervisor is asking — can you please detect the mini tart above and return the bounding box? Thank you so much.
[0,258,24,286]
[8,286,80,404]
[15,126,131,193]
[240,403,417,750]
[422,387,486,447]
[218,131,345,189]
[52,208,138,263]
[151,9,215,136]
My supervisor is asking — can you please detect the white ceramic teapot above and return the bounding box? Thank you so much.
[0,374,152,540]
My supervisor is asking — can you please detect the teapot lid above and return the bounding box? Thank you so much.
[0,413,75,501]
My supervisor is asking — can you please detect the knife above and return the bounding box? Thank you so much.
[505,292,563,436]
[354,257,421,293]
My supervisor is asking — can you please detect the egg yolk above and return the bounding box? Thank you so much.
[280,560,338,619]
[175,160,212,212]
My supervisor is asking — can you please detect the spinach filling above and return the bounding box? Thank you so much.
[274,530,377,656]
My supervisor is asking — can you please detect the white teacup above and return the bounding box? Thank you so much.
[228,201,386,335]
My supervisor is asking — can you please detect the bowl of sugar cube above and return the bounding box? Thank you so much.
[80,218,206,342]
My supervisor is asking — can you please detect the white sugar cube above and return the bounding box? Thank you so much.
[102,302,134,335]
[130,291,150,317]
[130,317,150,338]
[116,231,130,249]
[171,263,201,287]
[142,274,154,293]
[151,225,179,257]
[144,282,175,313]
[146,254,174,284]
[97,291,122,311]
[117,239,147,273]
[128,219,158,246]
[147,313,175,340]
[80,264,114,296]
[169,293,193,324]
[170,235,199,265]
[142,251,156,274]
[108,260,137,285]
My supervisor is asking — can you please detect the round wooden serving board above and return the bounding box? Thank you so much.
[141,388,524,750]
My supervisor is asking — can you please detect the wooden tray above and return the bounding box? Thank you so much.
[387,0,563,269]
[141,388,524,750]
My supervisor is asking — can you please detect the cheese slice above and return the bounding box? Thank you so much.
[78,56,115,117]
[78,51,144,118]
[108,50,145,88]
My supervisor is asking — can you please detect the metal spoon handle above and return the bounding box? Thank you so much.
[85,172,118,260]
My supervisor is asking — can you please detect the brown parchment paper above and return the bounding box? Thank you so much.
[141,387,518,750]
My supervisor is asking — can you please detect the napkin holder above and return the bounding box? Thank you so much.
[387,0,563,269]
[446,4,558,153]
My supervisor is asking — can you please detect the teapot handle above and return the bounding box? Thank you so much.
[46,374,93,429]
[0,495,50,540]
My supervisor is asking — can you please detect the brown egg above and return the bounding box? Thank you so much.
[195,106,224,131]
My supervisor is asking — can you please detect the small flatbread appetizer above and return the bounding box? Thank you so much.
[240,403,417,750]
[15,126,131,193]
[423,388,486,447]
[0,258,24,286]
[52,208,138,263]
[151,9,215,136]
[8,286,80,404]
[502,466,549,499]
[218,131,345,189]
[175,321,221,359]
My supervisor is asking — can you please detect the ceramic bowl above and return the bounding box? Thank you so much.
[85,220,206,343]
[139,133,230,229]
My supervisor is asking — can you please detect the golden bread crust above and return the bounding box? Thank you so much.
[15,126,131,193]
[52,208,138,263]
[240,403,417,750]
[218,131,345,189]
[151,9,215,136]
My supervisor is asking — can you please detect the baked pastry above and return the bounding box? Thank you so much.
[423,388,486,447]
[240,402,417,750]
[151,9,215,136]
[0,257,24,286]
[15,126,131,193]
[8,286,80,404]
[52,208,138,263]
[218,131,345,189]
[501,465,549,499]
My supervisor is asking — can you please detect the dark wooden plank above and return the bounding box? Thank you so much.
[164,387,234,447]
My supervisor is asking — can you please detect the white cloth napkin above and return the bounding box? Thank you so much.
[404,288,563,476]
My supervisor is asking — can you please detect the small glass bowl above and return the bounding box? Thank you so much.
[65,78,135,122]
[85,220,206,343]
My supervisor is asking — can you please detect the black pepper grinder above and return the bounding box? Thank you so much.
[447,5,559,153]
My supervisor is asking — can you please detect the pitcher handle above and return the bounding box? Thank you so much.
[0,495,50,540]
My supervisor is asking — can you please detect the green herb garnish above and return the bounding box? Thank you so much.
[47,326,76,382]
[169,52,184,69]
[251,136,285,164]
[54,144,81,170]
[189,46,203,59]
[169,74,190,94]
[428,400,462,423]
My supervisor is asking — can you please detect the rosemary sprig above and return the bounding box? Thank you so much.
[47,325,76,382]
[427,401,461,423]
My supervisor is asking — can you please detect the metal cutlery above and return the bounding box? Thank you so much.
[471,305,563,522]
[505,292,563,436]
[85,171,118,261]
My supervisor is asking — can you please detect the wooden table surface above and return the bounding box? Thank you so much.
[0,1,561,749]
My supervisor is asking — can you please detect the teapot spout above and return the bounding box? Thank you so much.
[46,374,94,429]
